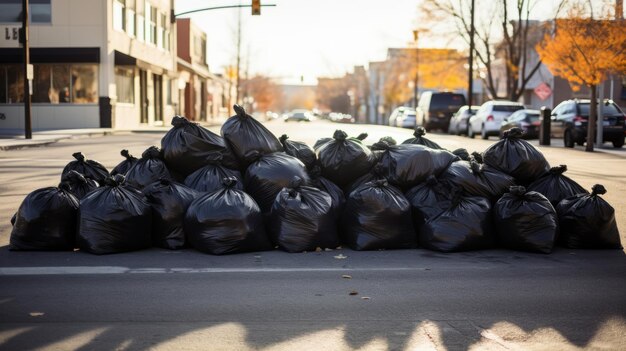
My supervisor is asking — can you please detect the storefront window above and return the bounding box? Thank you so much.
[115,66,134,103]
[32,64,70,103]
[71,65,98,104]
[0,67,6,103]
[6,65,24,103]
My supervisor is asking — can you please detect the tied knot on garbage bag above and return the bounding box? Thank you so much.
[62,170,87,185]
[279,134,289,143]
[333,130,348,141]
[356,133,368,141]
[104,174,126,187]
[471,151,483,163]
[414,127,427,137]
[509,185,527,196]
[469,160,482,175]
[550,165,567,175]
[58,181,72,192]
[171,115,191,128]
[233,104,248,117]
[371,140,392,151]
[452,148,471,161]
[222,176,239,188]
[120,149,135,160]
[592,184,607,196]
[72,152,85,162]
[142,146,162,159]
[502,127,524,139]
[373,179,389,187]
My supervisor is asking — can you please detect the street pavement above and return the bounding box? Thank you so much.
[0,119,625,350]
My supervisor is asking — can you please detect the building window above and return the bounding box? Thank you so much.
[0,64,97,104]
[144,3,157,45]
[0,0,51,24]
[115,66,134,103]
[32,64,70,103]
[127,9,135,37]
[113,0,125,32]
[157,12,165,49]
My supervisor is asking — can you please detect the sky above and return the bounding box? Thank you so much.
[173,0,576,85]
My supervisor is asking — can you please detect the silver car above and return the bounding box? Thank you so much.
[468,101,525,139]
[448,105,479,135]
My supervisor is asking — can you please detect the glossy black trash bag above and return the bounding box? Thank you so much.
[10,182,79,251]
[340,179,415,251]
[494,186,558,254]
[556,184,622,249]
[405,176,454,229]
[61,170,99,200]
[221,105,283,168]
[143,179,199,249]
[244,152,310,213]
[184,177,272,255]
[184,155,243,193]
[377,143,457,190]
[414,186,493,252]
[279,134,317,170]
[482,128,550,185]
[308,165,345,219]
[110,149,138,176]
[528,165,588,208]
[77,175,152,255]
[62,152,109,184]
[161,115,238,177]
[440,160,516,201]
[125,146,172,189]
[268,177,338,252]
[316,130,375,187]
[402,127,443,149]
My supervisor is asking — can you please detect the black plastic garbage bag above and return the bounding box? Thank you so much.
[110,149,138,176]
[494,186,558,254]
[313,132,368,150]
[418,190,494,253]
[184,155,243,193]
[340,179,415,251]
[244,152,310,213]
[77,175,152,254]
[402,127,443,149]
[279,134,317,170]
[344,164,386,196]
[184,177,272,255]
[125,146,172,189]
[482,128,550,185]
[316,130,375,187]
[143,179,199,249]
[161,115,238,177]
[405,176,455,229]
[528,165,588,208]
[377,143,457,190]
[268,177,338,252]
[221,105,283,167]
[61,170,99,200]
[556,184,622,249]
[10,182,79,251]
[440,160,516,201]
[62,152,109,184]
[451,148,471,161]
[309,165,345,219]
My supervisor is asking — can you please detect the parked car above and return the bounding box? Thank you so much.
[468,100,525,139]
[284,109,312,122]
[329,112,355,123]
[396,110,417,128]
[448,105,479,135]
[499,109,541,139]
[416,91,467,131]
[550,99,625,148]
[388,106,413,126]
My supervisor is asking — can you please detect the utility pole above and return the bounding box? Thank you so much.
[467,0,475,108]
[235,6,242,105]
[22,0,32,139]
[412,30,419,109]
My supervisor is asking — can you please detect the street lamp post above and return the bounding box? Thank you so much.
[412,30,419,109]
[22,0,32,139]
[468,0,475,108]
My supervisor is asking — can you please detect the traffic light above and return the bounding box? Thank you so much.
[251,0,260,15]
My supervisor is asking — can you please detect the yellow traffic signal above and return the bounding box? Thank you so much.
[251,0,260,15]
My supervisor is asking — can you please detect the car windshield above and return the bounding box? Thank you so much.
[526,113,540,121]
[493,105,524,112]
[404,113,416,118]
[430,94,466,110]
[579,103,622,116]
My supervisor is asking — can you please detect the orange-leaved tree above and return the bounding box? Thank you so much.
[536,8,626,151]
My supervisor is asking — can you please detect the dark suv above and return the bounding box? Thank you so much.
[550,99,625,148]
[417,91,466,131]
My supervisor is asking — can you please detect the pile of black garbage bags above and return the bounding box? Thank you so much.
[10,106,622,255]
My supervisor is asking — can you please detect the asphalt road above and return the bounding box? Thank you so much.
[1,119,625,350]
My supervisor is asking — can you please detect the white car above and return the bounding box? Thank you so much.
[388,106,414,126]
[468,100,525,139]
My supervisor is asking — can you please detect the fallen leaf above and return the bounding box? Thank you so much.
[349,290,358,296]
[342,275,352,279]
[334,254,348,259]
[361,297,370,300]
[324,248,333,252]
[29,312,44,317]
[315,247,322,252]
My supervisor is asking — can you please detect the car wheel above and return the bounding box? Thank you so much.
[613,138,625,148]
[564,129,575,148]
[467,126,475,138]
[480,125,488,140]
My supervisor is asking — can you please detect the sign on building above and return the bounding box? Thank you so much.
[534,82,552,101]
[1,26,21,48]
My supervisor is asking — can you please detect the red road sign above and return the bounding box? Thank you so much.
[534,82,552,100]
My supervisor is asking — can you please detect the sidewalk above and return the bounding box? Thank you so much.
[0,119,225,151]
